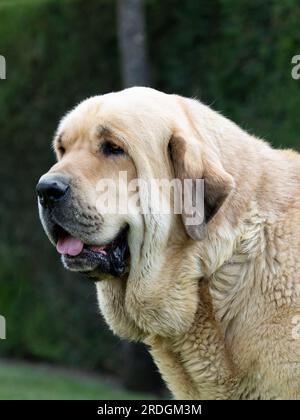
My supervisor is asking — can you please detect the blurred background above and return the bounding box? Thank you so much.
[0,0,299,400]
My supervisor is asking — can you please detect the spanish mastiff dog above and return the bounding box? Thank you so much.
[37,87,300,399]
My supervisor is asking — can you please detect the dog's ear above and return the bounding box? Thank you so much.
[168,134,235,240]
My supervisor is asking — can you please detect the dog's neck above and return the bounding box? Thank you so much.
[201,204,266,326]
[145,204,276,399]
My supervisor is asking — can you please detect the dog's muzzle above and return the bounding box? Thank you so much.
[36,174,130,279]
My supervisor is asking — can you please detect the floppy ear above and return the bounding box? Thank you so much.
[168,134,235,240]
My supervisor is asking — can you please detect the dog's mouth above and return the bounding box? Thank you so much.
[53,224,130,279]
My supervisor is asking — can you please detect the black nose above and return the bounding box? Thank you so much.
[36,176,69,208]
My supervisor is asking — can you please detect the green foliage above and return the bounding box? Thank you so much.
[0,0,299,374]
[0,0,121,373]
[147,0,300,149]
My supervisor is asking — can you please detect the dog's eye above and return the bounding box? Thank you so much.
[101,141,124,156]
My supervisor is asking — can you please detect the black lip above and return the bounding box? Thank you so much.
[62,226,130,279]
[39,201,130,279]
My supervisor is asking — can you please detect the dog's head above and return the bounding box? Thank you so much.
[37,87,235,333]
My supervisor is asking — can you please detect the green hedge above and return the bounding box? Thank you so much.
[0,0,299,373]
[0,0,121,372]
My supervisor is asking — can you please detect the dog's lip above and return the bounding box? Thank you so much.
[52,223,130,277]
[42,213,130,277]
[54,223,126,256]
[56,229,112,257]
[48,222,110,252]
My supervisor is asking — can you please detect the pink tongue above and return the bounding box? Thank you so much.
[56,235,84,256]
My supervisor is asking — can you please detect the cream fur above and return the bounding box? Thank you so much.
[46,87,300,399]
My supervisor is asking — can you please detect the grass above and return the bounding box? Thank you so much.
[0,360,155,400]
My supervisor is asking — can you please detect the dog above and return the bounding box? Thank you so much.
[37,87,300,399]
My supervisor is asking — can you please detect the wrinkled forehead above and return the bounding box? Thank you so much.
[54,89,178,150]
